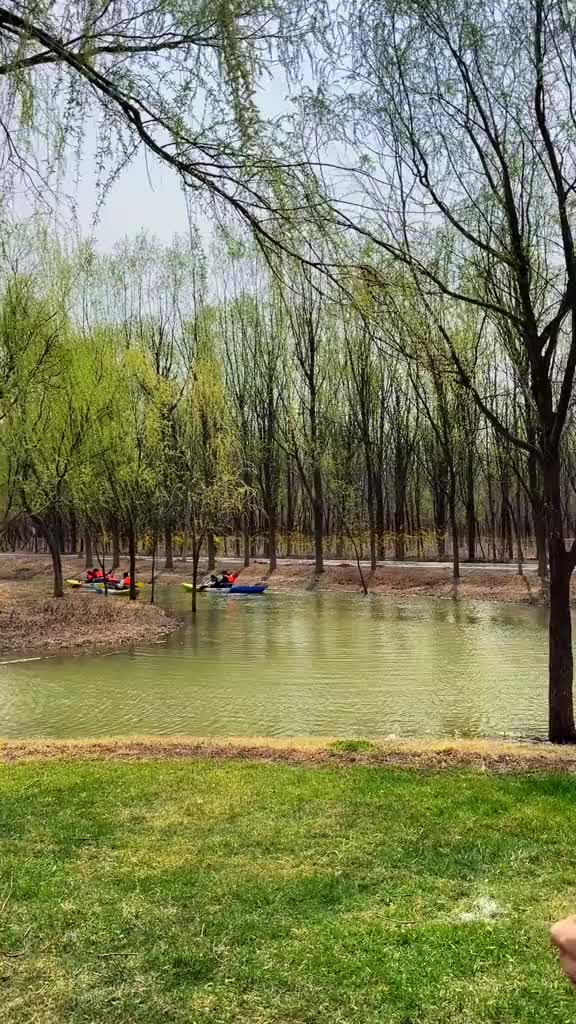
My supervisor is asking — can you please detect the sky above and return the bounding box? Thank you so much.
[74,150,191,247]
[22,66,297,255]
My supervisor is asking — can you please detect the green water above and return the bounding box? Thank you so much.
[0,590,550,740]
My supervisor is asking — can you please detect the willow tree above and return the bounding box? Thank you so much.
[96,233,204,569]
[0,0,325,261]
[174,340,246,613]
[314,0,576,742]
[0,278,113,596]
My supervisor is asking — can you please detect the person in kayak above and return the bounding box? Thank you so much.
[117,572,132,590]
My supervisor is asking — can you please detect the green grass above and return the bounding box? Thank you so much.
[0,760,575,1023]
[328,738,378,752]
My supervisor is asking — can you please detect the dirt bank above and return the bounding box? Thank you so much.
[0,593,179,654]
[0,551,548,604]
[238,561,546,605]
[1,735,575,774]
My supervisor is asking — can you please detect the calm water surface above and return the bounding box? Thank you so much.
[0,590,550,740]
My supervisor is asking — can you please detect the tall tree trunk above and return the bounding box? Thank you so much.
[465,451,476,561]
[545,457,576,743]
[150,529,157,605]
[394,478,406,561]
[181,503,190,563]
[528,449,547,579]
[487,475,497,562]
[415,482,423,559]
[191,534,201,616]
[374,469,385,560]
[268,501,277,572]
[164,523,174,570]
[34,517,63,597]
[449,474,460,580]
[207,532,216,571]
[432,466,447,560]
[312,465,324,574]
[50,538,64,598]
[84,530,93,570]
[365,449,377,572]
[514,484,524,576]
[128,523,137,602]
[70,512,77,555]
[286,465,294,557]
[111,518,121,570]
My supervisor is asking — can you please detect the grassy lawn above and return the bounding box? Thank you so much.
[1,760,576,1022]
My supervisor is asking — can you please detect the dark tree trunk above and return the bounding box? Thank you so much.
[191,535,201,615]
[514,484,524,576]
[286,465,294,557]
[465,451,476,562]
[207,531,216,571]
[432,472,447,561]
[365,452,377,572]
[268,505,277,572]
[34,517,63,597]
[394,480,406,561]
[312,465,324,574]
[500,474,514,561]
[415,482,423,559]
[181,503,190,563]
[548,539,576,742]
[70,512,77,555]
[50,539,64,598]
[150,529,157,605]
[374,469,385,560]
[84,530,93,570]
[449,474,460,580]
[242,517,250,568]
[544,457,576,743]
[128,523,137,601]
[111,518,121,570]
[164,524,174,570]
[486,475,497,562]
[528,449,547,579]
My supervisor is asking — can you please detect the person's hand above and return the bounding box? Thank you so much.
[551,917,576,985]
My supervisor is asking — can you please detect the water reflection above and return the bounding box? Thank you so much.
[0,590,550,740]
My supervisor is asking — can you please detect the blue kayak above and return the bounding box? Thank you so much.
[226,584,268,595]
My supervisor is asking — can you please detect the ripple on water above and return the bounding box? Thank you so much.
[0,591,549,740]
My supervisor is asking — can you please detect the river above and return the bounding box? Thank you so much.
[0,590,550,740]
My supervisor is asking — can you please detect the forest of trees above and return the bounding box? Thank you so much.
[0,228,568,587]
[2,0,576,741]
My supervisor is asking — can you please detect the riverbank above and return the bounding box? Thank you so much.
[0,594,178,654]
[1,756,573,1023]
[2,735,576,773]
[0,552,547,605]
[239,560,546,604]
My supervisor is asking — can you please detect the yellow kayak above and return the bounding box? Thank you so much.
[65,579,144,590]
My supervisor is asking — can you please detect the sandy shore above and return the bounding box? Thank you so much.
[1,735,574,773]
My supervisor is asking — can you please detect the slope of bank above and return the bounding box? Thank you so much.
[0,593,178,654]
[239,560,546,604]
[2,735,576,774]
